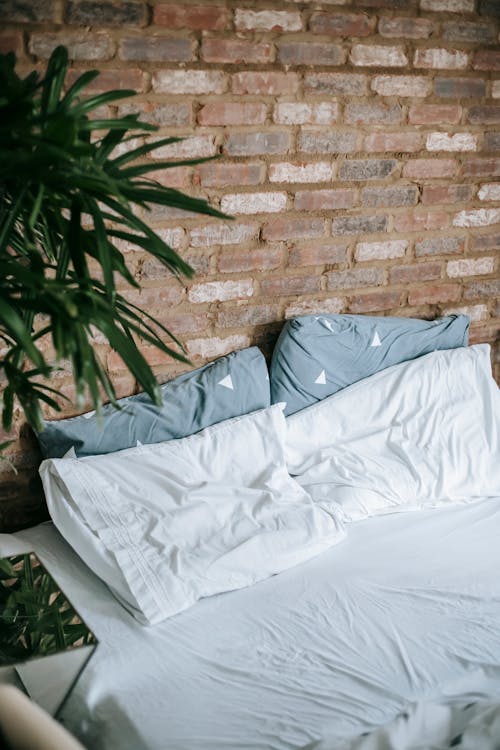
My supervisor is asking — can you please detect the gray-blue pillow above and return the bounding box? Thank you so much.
[37,346,270,458]
[270,314,469,416]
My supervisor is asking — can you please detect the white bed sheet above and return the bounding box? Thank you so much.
[3,496,500,750]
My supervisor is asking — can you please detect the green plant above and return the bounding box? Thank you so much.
[0,46,227,435]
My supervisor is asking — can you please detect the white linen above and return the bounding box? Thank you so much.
[3,496,500,750]
[286,345,500,522]
[39,405,344,625]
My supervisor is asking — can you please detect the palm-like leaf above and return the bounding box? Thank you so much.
[0,46,229,433]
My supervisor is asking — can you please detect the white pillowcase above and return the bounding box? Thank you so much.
[40,405,344,625]
[286,345,500,522]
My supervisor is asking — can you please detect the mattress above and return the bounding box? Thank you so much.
[2,496,500,750]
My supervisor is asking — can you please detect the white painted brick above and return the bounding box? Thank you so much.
[269,162,334,183]
[151,135,217,160]
[414,48,468,70]
[350,45,408,67]
[190,223,259,248]
[371,75,431,97]
[444,304,489,322]
[447,257,495,277]
[285,297,345,318]
[355,240,408,262]
[492,81,500,99]
[152,70,226,95]
[274,101,339,125]
[420,0,474,11]
[234,9,302,32]
[478,183,500,201]
[156,227,186,250]
[187,334,251,360]
[220,192,287,215]
[188,279,254,304]
[453,208,500,227]
[426,132,478,152]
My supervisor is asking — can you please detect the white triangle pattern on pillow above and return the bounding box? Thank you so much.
[371,331,382,347]
[314,370,327,385]
[217,374,234,390]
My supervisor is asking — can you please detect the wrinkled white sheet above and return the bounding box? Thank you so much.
[2,495,500,750]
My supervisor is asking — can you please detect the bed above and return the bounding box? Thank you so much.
[2,313,499,749]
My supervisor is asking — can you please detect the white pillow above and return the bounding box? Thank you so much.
[40,405,344,625]
[286,345,500,522]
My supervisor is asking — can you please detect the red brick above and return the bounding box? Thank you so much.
[304,72,368,96]
[371,75,431,97]
[153,4,229,30]
[289,243,347,267]
[217,305,281,329]
[124,285,184,309]
[284,297,345,318]
[408,104,462,125]
[152,70,226,95]
[0,31,24,55]
[1,0,56,22]
[473,51,500,71]
[415,237,465,257]
[463,279,500,300]
[218,247,283,274]
[260,276,321,297]
[414,48,468,70]
[278,42,345,66]
[224,132,291,157]
[187,335,251,361]
[66,67,146,93]
[408,284,461,306]
[309,12,375,37]
[66,0,147,26]
[349,291,402,314]
[294,189,356,211]
[470,232,500,251]
[147,167,192,189]
[443,21,496,43]
[461,158,500,177]
[467,106,500,125]
[364,133,421,152]
[151,135,217,160]
[262,217,327,242]
[421,184,474,205]
[231,72,299,96]
[119,101,191,128]
[361,185,418,208]
[345,102,402,125]
[484,133,500,151]
[234,9,302,32]
[378,17,433,38]
[196,162,264,188]
[198,102,267,127]
[393,210,450,232]
[119,36,193,62]
[327,267,386,290]
[403,159,458,179]
[201,39,273,65]
[146,311,209,336]
[390,262,442,284]
[435,77,486,98]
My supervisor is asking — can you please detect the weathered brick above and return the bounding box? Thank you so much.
[394,210,450,232]
[201,39,273,65]
[461,158,500,177]
[309,12,375,36]
[349,291,402,313]
[118,102,192,127]
[484,133,500,151]
[473,51,500,71]
[467,106,500,125]
[333,214,388,235]
[408,104,462,125]
[492,81,500,99]
[390,261,441,284]
[414,48,468,70]
[285,297,345,318]
[304,72,368,96]
[154,4,229,30]
[198,102,267,127]
[408,284,461,306]
[447,257,495,278]
[152,70,226,95]
[471,232,500,251]
[443,21,496,43]
[361,185,418,208]
[1,0,55,22]
[364,133,422,152]
[371,75,431,97]
[443,304,489,322]
[327,267,386,290]
[294,188,356,211]
[415,236,464,257]
[359,0,418,6]
[478,183,500,201]
[350,44,408,67]
[426,132,478,152]
[67,67,146,93]
[125,285,184,309]
[144,310,208,335]
[0,31,23,55]
[119,37,193,62]
[478,0,500,15]
[232,72,299,96]
[339,159,398,181]
[156,227,186,250]
[30,32,114,60]
[420,0,474,10]
[190,223,259,248]
[378,17,433,38]
[273,102,339,126]
[434,77,486,98]
[421,184,474,205]
[289,242,347,267]
[217,305,281,329]
[66,0,147,26]
[187,335,251,360]
[260,276,321,297]
[196,162,264,188]
[403,158,458,178]
[262,217,327,242]
[269,162,334,183]
[224,132,291,157]
[278,42,345,66]
[188,279,254,304]
[151,135,217,160]
[147,166,191,189]
[298,131,357,154]
[453,208,500,227]
[463,279,500,300]
[220,192,287,215]
[234,9,302,32]
[355,240,407,261]
[218,247,283,274]
[345,102,403,125]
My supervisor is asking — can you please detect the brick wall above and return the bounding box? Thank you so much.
[1,0,499,530]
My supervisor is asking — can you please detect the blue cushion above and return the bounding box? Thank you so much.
[270,314,469,416]
[37,347,270,458]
